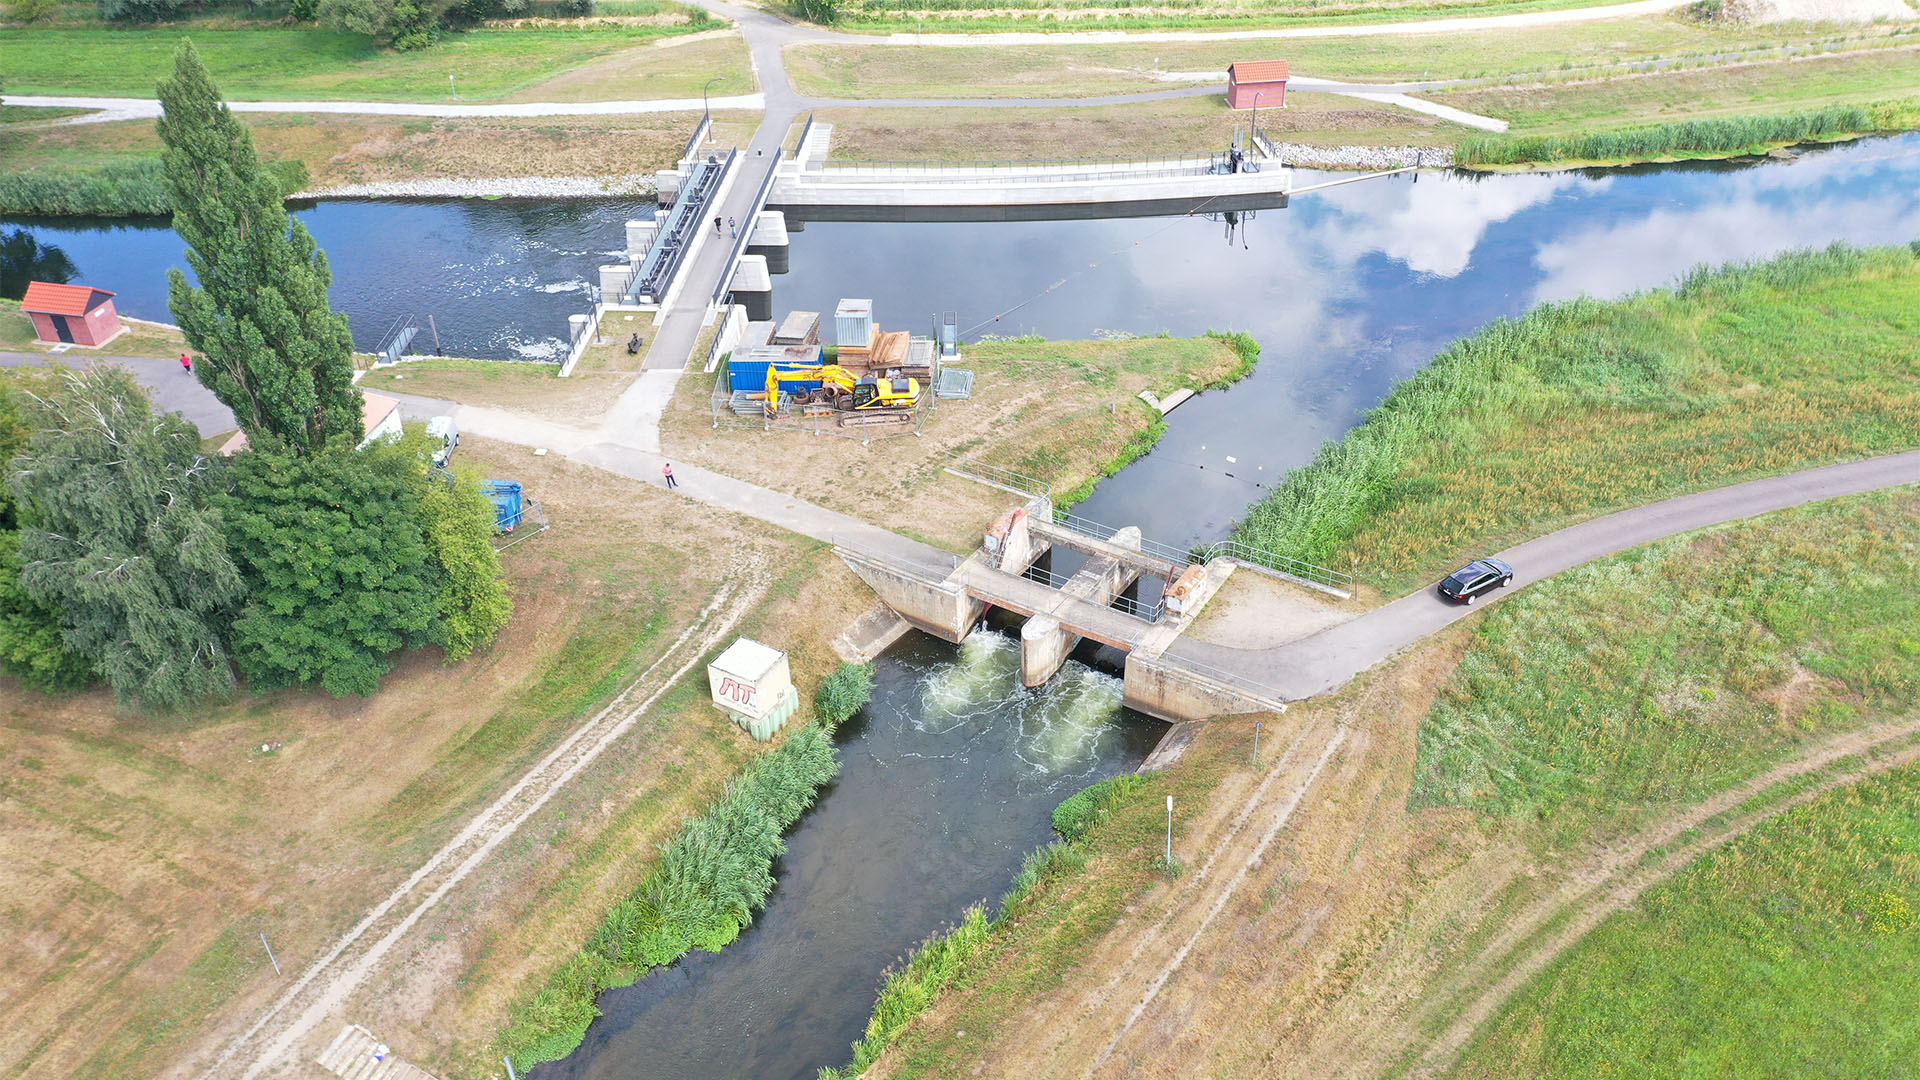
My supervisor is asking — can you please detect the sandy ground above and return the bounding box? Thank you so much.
[1184,569,1359,649]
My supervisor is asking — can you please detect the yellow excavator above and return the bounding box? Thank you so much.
[765,364,921,417]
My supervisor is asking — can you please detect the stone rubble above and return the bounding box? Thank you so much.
[1266,142,1456,169]
[292,174,658,200]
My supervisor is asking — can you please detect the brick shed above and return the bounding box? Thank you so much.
[21,281,124,347]
[1226,60,1288,110]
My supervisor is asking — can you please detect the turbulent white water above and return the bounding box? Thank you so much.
[909,631,1128,792]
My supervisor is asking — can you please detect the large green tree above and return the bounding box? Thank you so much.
[414,456,512,661]
[0,375,95,693]
[158,43,363,455]
[9,369,240,708]
[220,443,444,697]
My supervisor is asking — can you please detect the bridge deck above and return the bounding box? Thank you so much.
[952,560,1151,652]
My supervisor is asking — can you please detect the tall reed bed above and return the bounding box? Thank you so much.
[1234,243,1920,594]
[819,773,1150,1079]
[1457,106,1873,166]
[497,662,877,1069]
[0,158,308,217]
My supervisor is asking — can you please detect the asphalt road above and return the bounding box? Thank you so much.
[1168,449,1920,701]
[0,351,239,436]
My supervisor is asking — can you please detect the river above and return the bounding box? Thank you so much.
[5,133,1918,1080]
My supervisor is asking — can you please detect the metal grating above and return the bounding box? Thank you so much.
[934,367,975,399]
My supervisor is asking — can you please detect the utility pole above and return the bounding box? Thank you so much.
[1164,795,1173,867]
[1253,719,1261,764]
[260,931,281,976]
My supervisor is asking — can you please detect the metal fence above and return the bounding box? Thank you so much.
[708,359,932,442]
[626,151,732,305]
[1021,563,1165,623]
[941,453,1355,597]
[813,156,1223,187]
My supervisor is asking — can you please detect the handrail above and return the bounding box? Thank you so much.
[680,113,712,165]
[1020,564,1165,623]
[627,150,732,305]
[942,452,1355,598]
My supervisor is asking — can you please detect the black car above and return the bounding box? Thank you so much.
[1437,558,1513,605]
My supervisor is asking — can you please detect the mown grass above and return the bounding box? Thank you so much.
[0,23,705,101]
[1413,490,1920,847]
[494,663,878,1070]
[1236,243,1920,597]
[1454,759,1920,1079]
[75,926,257,1080]
[812,0,1637,34]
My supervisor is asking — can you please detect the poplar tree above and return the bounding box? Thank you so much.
[157,42,362,454]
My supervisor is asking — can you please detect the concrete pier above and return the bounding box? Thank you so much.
[836,548,984,644]
[625,219,658,259]
[747,210,790,274]
[599,263,635,301]
[730,254,773,321]
[1022,527,1142,686]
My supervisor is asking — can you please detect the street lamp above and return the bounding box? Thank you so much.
[1250,91,1264,148]
[702,76,728,131]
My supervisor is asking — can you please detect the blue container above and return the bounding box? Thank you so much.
[482,480,524,532]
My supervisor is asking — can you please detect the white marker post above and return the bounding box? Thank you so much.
[1165,795,1173,867]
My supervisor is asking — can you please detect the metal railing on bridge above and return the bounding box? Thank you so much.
[811,154,1221,186]
[1020,563,1165,623]
[713,148,787,307]
[625,150,732,305]
[941,453,1354,598]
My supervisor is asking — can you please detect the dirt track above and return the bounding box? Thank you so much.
[197,570,771,1080]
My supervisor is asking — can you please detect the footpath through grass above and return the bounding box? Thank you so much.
[1453,758,1920,1079]
[1413,490,1920,847]
[1236,242,1920,597]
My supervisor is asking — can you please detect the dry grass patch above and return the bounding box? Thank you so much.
[660,334,1245,550]
[0,434,825,1080]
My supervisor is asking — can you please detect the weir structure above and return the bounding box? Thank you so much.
[833,459,1354,724]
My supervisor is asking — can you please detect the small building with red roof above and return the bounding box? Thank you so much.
[1226,60,1289,111]
[21,281,124,348]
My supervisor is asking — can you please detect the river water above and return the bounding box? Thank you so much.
[6,133,1919,1080]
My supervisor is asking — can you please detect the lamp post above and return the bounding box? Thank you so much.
[1250,91,1265,148]
[702,76,728,131]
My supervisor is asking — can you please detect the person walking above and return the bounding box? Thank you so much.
[713,215,723,236]
[727,216,737,238]
[179,352,193,375]
[662,462,678,490]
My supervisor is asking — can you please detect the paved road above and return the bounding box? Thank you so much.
[1167,449,1920,701]
[0,351,238,435]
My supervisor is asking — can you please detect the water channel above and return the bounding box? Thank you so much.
[5,133,1918,1078]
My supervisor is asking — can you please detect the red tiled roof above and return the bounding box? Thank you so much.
[21,281,114,316]
[1228,60,1290,83]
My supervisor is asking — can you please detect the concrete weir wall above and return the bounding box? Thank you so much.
[1121,652,1280,724]
[836,550,985,644]
[1022,526,1142,687]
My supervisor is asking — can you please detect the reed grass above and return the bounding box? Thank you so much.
[1456,106,1875,165]
[1234,243,1920,596]
[0,158,307,216]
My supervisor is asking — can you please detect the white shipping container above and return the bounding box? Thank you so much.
[708,638,795,724]
[835,298,874,350]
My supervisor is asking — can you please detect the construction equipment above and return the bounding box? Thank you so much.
[764,363,921,417]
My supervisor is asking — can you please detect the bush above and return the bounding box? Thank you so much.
[1052,773,1146,841]
[815,661,876,726]
[96,0,193,19]
[1,0,60,21]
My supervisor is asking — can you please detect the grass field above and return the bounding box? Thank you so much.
[785,19,1920,99]
[0,20,725,101]
[812,94,1448,164]
[0,431,877,1080]
[809,0,1648,34]
[1454,758,1920,1079]
[1415,490,1920,847]
[1237,243,1920,596]
[1434,46,1920,141]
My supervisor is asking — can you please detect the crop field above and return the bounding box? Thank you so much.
[1237,243,1920,595]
